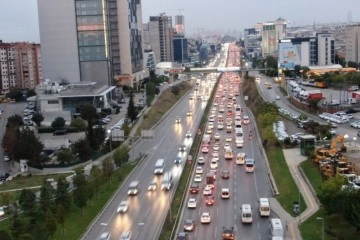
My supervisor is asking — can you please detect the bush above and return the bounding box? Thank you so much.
[51,117,65,129]
[70,118,87,131]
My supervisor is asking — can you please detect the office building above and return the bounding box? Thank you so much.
[175,15,185,36]
[345,24,360,63]
[244,28,262,58]
[261,18,287,57]
[316,33,335,66]
[0,41,42,94]
[146,13,173,62]
[37,0,145,88]
[173,36,188,64]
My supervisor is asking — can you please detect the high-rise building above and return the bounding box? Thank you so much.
[146,13,173,62]
[345,24,360,63]
[261,18,287,57]
[37,0,145,87]
[173,36,188,64]
[0,41,42,94]
[175,15,185,36]
[316,33,335,66]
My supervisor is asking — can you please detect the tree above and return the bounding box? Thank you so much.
[145,81,156,106]
[102,157,114,183]
[73,167,88,216]
[347,61,359,69]
[27,89,36,97]
[31,113,44,127]
[127,91,138,123]
[2,126,17,158]
[14,128,44,165]
[19,189,36,213]
[56,148,75,164]
[80,104,97,127]
[45,209,57,238]
[56,205,66,236]
[71,138,93,161]
[88,126,106,151]
[51,117,65,130]
[0,230,12,240]
[70,118,87,131]
[171,85,180,96]
[6,114,23,128]
[318,175,346,214]
[55,175,71,212]
[39,180,54,213]
[294,65,302,75]
[113,146,130,167]
[89,165,102,199]
[6,89,23,102]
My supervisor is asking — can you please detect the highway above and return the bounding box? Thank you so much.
[177,44,275,240]
[83,47,227,240]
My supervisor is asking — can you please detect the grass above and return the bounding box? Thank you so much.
[300,160,323,193]
[0,173,73,192]
[266,147,306,216]
[137,82,192,134]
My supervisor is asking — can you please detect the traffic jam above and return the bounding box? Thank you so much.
[178,43,262,240]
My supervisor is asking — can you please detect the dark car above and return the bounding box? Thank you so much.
[179,145,186,152]
[189,184,199,194]
[53,129,67,136]
[222,226,235,240]
[177,232,189,240]
[174,156,182,164]
[222,170,230,179]
[183,219,196,232]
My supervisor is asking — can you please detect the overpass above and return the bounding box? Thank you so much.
[188,67,273,73]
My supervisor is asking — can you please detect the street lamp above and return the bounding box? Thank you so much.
[344,134,349,145]
[353,137,357,147]
[316,217,324,240]
[107,129,112,152]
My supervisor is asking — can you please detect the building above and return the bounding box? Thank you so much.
[199,44,210,63]
[175,15,185,36]
[262,18,287,57]
[345,24,360,63]
[173,36,188,64]
[278,33,335,69]
[244,28,262,58]
[38,0,145,88]
[143,49,157,71]
[146,13,173,62]
[0,41,42,94]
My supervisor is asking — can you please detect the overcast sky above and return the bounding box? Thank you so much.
[0,0,359,43]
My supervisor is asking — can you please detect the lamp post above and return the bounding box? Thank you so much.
[344,134,349,145]
[316,217,324,240]
[107,129,112,152]
[353,137,357,147]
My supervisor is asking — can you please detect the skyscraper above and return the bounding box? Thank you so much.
[175,15,185,36]
[345,24,360,63]
[37,0,144,87]
[261,18,287,57]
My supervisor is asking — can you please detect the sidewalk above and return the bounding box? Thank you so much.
[270,149,320,240]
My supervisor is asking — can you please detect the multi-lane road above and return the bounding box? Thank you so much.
[177,44,275,240]
[83,48,227,239]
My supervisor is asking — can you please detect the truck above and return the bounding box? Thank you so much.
[306,90,323,101]
[206,172,215,189]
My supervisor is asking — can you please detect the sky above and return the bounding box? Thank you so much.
[0,0,359,43]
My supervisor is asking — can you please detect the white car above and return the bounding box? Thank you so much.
[200,212,211,223]
[202,146,209,153]
[117,200,128,213]
[194,174,202,182]
[99,232,111,240]
[185,131,192,138]
[197,156,205,165]
[213,143,220,151]
[203,186,212,196]
[351,120,360,128]
[221,188,230,199]
[225,136,232,142]
[214,133,221,140]
[210,159,218,170]
[217,123,224,130]
[187,198,197,209]
[275,95,280,100]
[224,143,231,150]
[196,166,203,174]
[119,232,132,240]
[212,151,219,158]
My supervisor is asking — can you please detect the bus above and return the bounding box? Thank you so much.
[245,158,255,173]
[259,198,270,217]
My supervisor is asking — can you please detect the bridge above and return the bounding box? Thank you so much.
[188,67,273,73]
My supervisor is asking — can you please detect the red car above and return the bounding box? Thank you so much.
[189,184,199,194]
[205,195,215,206]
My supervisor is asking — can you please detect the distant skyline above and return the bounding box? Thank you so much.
[0,0,359,42]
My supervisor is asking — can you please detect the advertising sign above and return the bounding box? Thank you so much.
[279,42,300,69]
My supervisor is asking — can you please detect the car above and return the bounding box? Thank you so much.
[225,136,232,142]
[212,151,219,158]
[195,166,203,174]
[3,155,10,162]
[221,188,230,199]
[189,184,199,194]
[275,95,280,100]
[148,181,157,191]
[330,122,338,128]
[351,120,360,129]
[0,207,4,217]
[183,219,196,232]
[217,123,224,130]
[203,186,212,196]
[119,231,132,240]
[187,111,192,117]
[224,143,231,150]
[213,143,220,151]
[222,170,230,179]
[177,232,189,240]
[194,174,202,182]
[205,195,215,206]
[187,198,197,209]
[214,132,221,140]
[243,115,250,124]
[117,200,128,213]
[175,116,181,123]
[179,145,186,152]
[98,232,111,240]
[197,156,205,165]
[201,146,209,153]
[185,131,192,138]
[210,159,218,170]
[200,212,211,223]
[174,156,182,164]
[206,128,212,134]
[222,226,235,240]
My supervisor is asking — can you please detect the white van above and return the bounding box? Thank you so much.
[241,204,253,224]
[161,171,172,190]
[154,159,165,175]
[245,158,255,173]
[128,181,139,195]
[259,198,270,217]
[236,152,246,165]
[270,218,284,237]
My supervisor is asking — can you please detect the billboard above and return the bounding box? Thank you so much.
[279,42,301,69]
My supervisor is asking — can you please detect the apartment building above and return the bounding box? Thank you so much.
[37,0,145,87]
[261,18,287,57]
[0,41,42,94]
[345,24,360,63]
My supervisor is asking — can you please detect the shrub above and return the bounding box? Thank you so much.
[70,118,87,131]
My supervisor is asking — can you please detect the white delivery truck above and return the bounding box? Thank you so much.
[270,218,284,238]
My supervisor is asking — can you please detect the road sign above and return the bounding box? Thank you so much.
[111,130,124,141]
[141,130,155,139]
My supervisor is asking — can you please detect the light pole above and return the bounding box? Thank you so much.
[107,129,112,152]
[353,137,357,147]
[316,217,324,240]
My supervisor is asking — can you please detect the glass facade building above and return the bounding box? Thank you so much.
[173,37,188,63]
